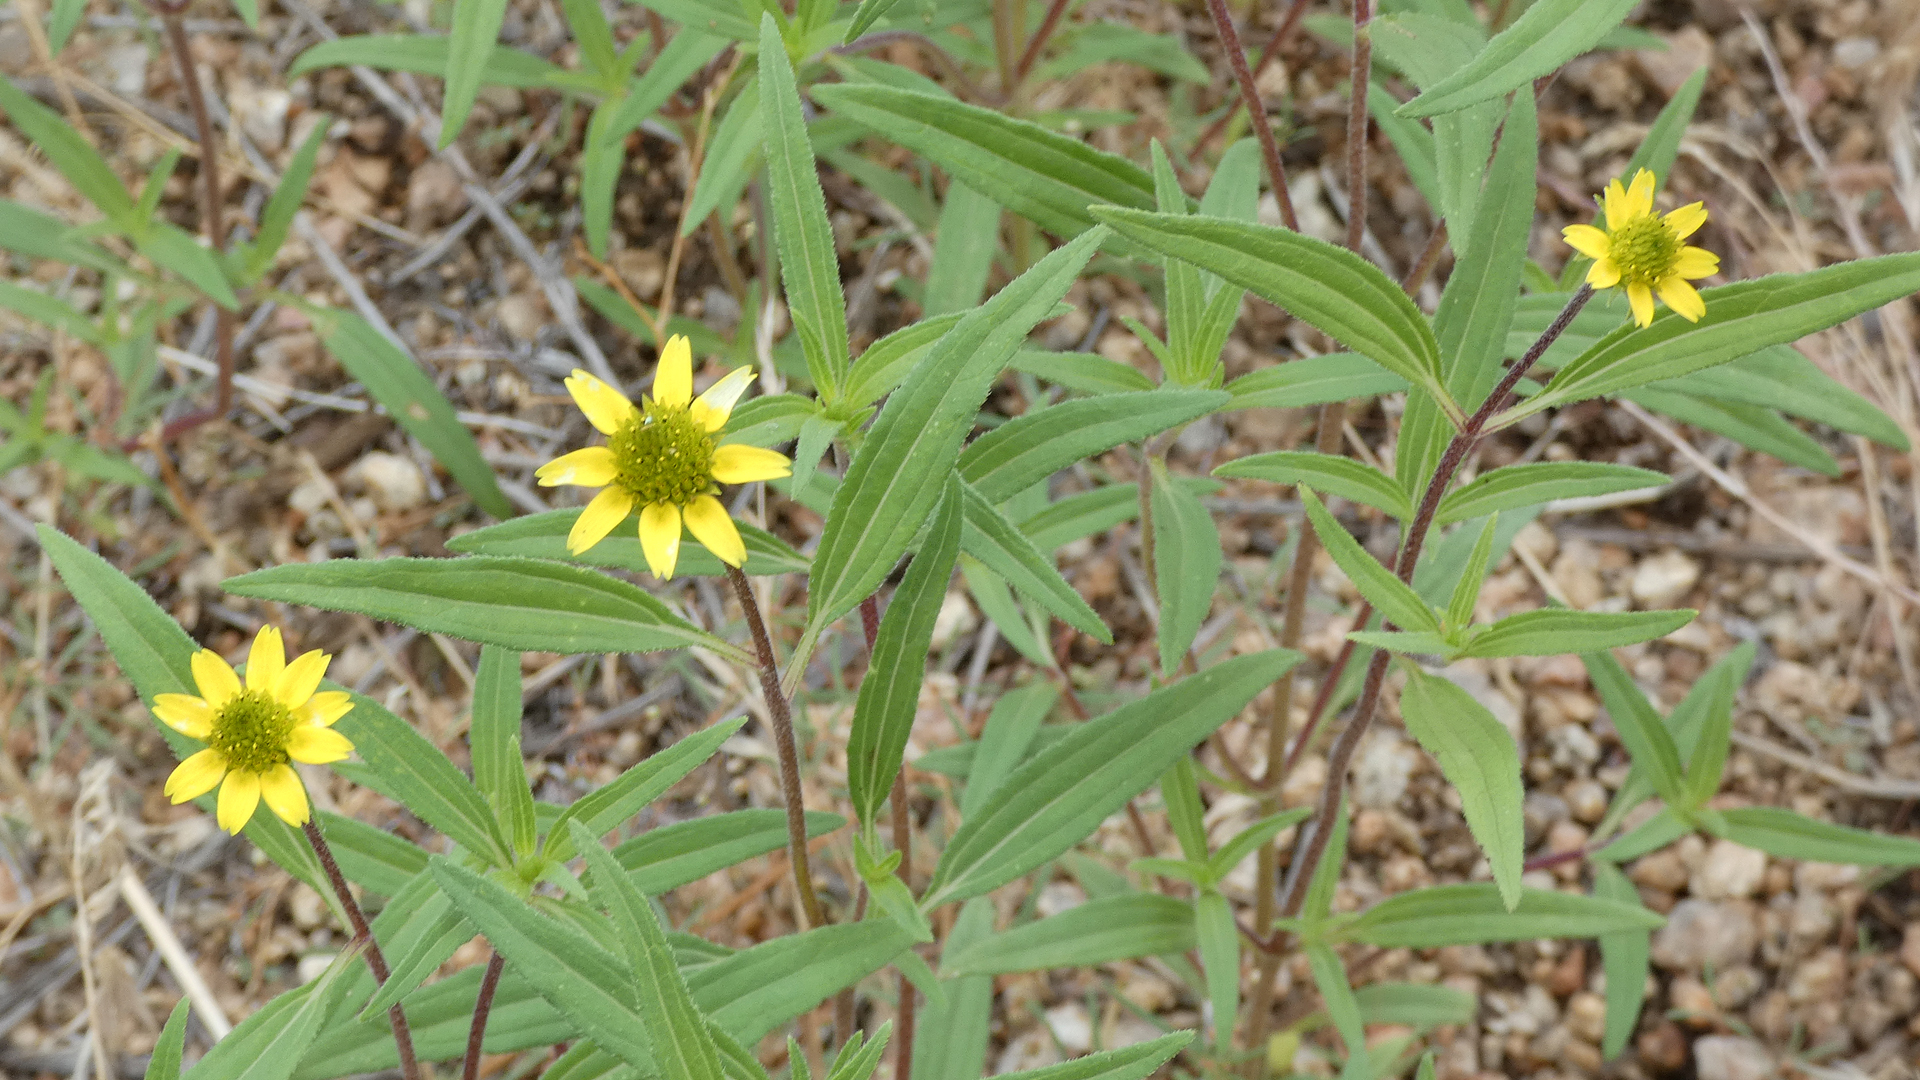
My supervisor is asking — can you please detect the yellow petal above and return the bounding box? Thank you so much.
[304,691,355,728]
[566,370,639,436]
[1673,245,1719,279]
[535,446,618,488]
[245,625,285,694]
[1603,179,1630,231]
[1586,257,1622,289]
[152,694,213,740]
[191,649,242,707]
[288,725,355,764]
[1562,224,1612,261]
[216,770,262,834]
[712,443,793,484]
[1663,201,1708,240]
[690,366,756,432]
[1626,282,1656,328]
[277,649,329,709]
[259,764,310,826]
[639,502,682,580]
[1656,276,1706,322]
[1625,169,1656,218]
[165,748,227,802]
[653,335,693,409]
[683,495,746,568]
[568,486,635,555]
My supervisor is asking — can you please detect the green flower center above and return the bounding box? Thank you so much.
[1607,215,1681,286]
[608,400,718,508]
[209,690,297,774]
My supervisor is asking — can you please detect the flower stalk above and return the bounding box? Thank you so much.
[303,819,422,1080]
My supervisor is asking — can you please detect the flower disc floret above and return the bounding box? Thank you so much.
[1561,168,1720,328]
[207,690,299,775]
[609,401,718,508]
[1601,214,1682,287]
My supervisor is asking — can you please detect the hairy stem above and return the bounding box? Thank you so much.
[1204,0,1296,231]
[1013,0,1073,85]
[726,565,829,931]
[464,951,506,1080]
[1192,0,1312,162]
[302,820,421,1080]
[891,774,917,1080]
[1343,0,1373,255]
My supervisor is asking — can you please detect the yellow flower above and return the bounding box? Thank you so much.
[535,335,791,579]
[1561,168,1720,328]
[155,626,354,833]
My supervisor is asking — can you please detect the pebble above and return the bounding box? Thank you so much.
[1636,1020,1688,1074]
[1563,779,1608,824]
[1785,947,1847,1003]
[1650,900,1758,972]
[1691,840,1766,900]
[1035,881,1086,918]
[496,292,549,343]
[405,160,466,230]
[1635,25,1716,98]
[288,885,327,930]
[1280,756,1326,809]
[1564,992,1607,1044]
[1044,1002,1093,1053]
[297,952,338,984]
[1629,849,1691,893]
[1352,729,1419,808]
[1902,923,1920,978]
[995,1028,1061,1074]
[1691,1036,1774,1080]
[1668,976,1718,1026]
[1631,550,1700,609]
[929,591,978,651]
[348,452,428,512]
[1712,965,1762,1010]
[1833,36,1879,69]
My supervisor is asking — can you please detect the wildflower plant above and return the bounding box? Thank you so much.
[23,1,1920,1080]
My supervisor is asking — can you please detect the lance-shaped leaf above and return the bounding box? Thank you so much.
[146,999,191,1080]
[912,899,996,1080]
[335,691,514,866]
[1435,463,1668,525]
[1715,807,1920,867]
[471,646,538,857]
[1300,490,1437,634]
[1398,0,1640,117]
[925,649,1297,906]
[1224,353,1408,411]
[545,716,748,864]
[810,83,1154,241]
[224,556,745,662]
[940,894,1195,976]
[843,312,965,408]
[1398,668,1524,910]
[1307,944,1367,1080]
[760,15,850,400]
[615,810,845,894]
[1515,251,1920,420]
[1148,458,1221,672]
[1660,344,1909,451]
[1463,608,1693,658]
[287,34,566,86]
[848,477,963,826]
[441,0,513,144]
[1592,862,1649,1061]
[0,77,133,220]
[1338,883,1664,948]
[804,228,1104,650]
[959,481,1109,642]
[448,509,809,577]
[1196,891,1240,1052]
[1216,452,1412,519]
[959,390,1229,503]
[686,922,917,1044]
[1582,649,1687,806]
[994,1033,1191,1080]
[1093,208,1452,412]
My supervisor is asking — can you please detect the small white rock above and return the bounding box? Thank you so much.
[297,952,339,984]
[1630,549,1700,609]
[1043,1003,1093,1054]
[1351,729,1420,809]
[929,590,979,651]
[1691,840,1766,900]
[349,451,427,512]
[1692,1036,1774,1080]
[1035,881,1086,918]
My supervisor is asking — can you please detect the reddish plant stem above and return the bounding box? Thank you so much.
[890,775,916,1080]
[1191,0,1313,162]
[1274,286,1595,924]
[302,820,422,1080]
[155,9,235,425]
[726,565,829,931]
[1012,0,1073,85]
[1343,0,1374,255]
[464,951,506,1080]
[833,592,883,1045]
[1203,0,1297,231]
[1402,223,1449,296]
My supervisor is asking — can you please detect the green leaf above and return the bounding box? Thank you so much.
[911,899,995,1080]
[1367,14,1497,240]
[1625,386,1838,476]
[687,922,917,1045]
[245,120,329,285]
[145,999,191,1080]
[1225,353,1408,411]
[961,683,1056,818]
[1681,668,1734,811]
[307,305,512,517]
[38,526,330,899]
[1307,944,1368,1079]
[843,312,965,408]
[1208,809,1312,881]
[1148,457,1221,672]
[1300,489,1437,634]
[959,557,1053,667]
[1011,349,1156,395]
[1339,883,1664,948]
[561,0,621,80]
[924,181,1001,317]
[472,646,538,857]
[925,648,1298,906]
[1368,82,1440,214]
[1444,515,1499,631]
[48,0,87,52]
[294,966,569,1077]
[359,884,469,1019]
[442,0,513,145]
[1036,23,1211,84]
[223,556,742,660]
[993,1033,1191,1080]
[0,77,133,221]
[809,83,1155,242]
[1160,756,1209,864]
[1216,452,1412,519]
[960,390,1228,503]
[0,281,103,344]
[447,508,809,577]
[1582,649,1687,806]
[960,480,1107,641]
[1653,344,1909,451]
[135,224,240,310]
[1398,668,1525,910]
[133,149,183,228]
[1716,807,1920,867]
[759,15,851,400]
[637,0,757,39]
[804,227,1105,648]
[1092,209,1452,411]
[1435,463,1668,526]
[1398,0,1640,117]
[287,34,566,87]
[224,945,366,1080]
[318,811,427,895]
[1520,251,1920,419]
[1197,891,1240,1051]
[615,809,845,893]
[0,198,126,273]
[845,0,906,41]
[1463,608,1694,658]
[827,1025,891,1080]
[682,79,763,241]
[335,691,514,866]
[848,476,963,826]
[1592,862,1649,1061]
[546,716,750,864]
[575,823,727,1080]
